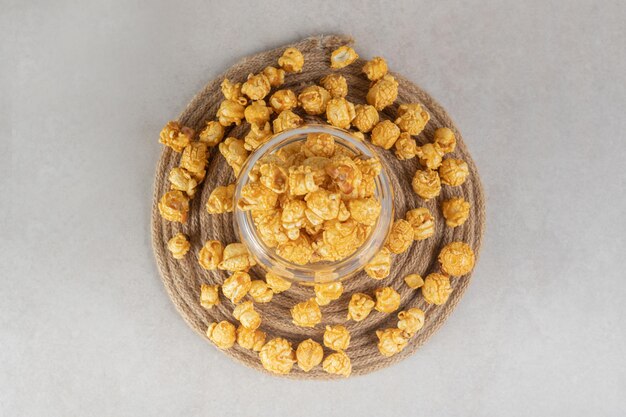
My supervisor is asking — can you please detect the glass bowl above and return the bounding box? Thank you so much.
[233,124,394,283]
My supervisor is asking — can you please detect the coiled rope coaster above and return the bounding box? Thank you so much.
[151,35,485,379]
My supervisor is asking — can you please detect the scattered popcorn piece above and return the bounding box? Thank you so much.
[322,351,351,377]
[158,190,189,223]
[180,142,208,175]
[236,325,266,351]
[296,339,324,372]
[198,240,224,270]
[248,280,274,303]
[442,197,470,227]
[395,103,430,135]
[273,110,303,133]
[262,66,285,87]
[366,74,398,110]
[405,207,435,240]
[265,272,292,293]
[422,273,452,305]
[404,274,424,289]
[365,248,392,280]
[233,301,261,330]
[371,120,401,149]
[434,127,456,154]
[326,97,356,129]
[376,328,410,357]
[244,100,272,125]
[244,122,273,151]
[159,121,194,153]
[362,56,388,81]
[438,242,475,276]
[416,143,444,170]
[439,158,469,186]
[352,104,380,133]
[397,308,425,335]
[314,281,344,306]
[216,99,246,126]
[260,338,296,374]
[167,233,190,259]
[221,271,252,304]
[199,120,225,146]
[394,132,418,160]
[299,85,331,115]
[374,286,401,313]
[320,73,348,98]
[206,321,236,349]
[219,137,249,177]
[168,167,198,197]
[278,47,305,73]
[411,169,441,200]
[218,243,256,272]
[346,293,375,321]
[324,325,351,351]
[269,89,298,113]
[291,298,322,328]
[385,219,414,254]
[206,184,236,214]
[330,46,359,69]
[241,73,271,101]
[200,284,220,309]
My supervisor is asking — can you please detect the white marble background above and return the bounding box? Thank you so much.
[1,0,625,416]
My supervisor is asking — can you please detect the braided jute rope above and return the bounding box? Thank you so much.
[151,35,485,379]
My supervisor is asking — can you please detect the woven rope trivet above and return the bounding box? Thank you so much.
[151,35,485,379]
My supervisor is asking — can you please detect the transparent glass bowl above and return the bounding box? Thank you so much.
[233,125,394,284]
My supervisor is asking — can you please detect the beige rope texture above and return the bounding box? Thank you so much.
[151,35,485,379]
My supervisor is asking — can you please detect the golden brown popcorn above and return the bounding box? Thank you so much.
[167,233,190,259]
[273,109,303,133]
[298,86,331,115]
[314,219,369,261]
[325,155,362,194]
[385,219,414,254]
[206,321,236,349]
[180,142,208,175]
[322,351,351,377]
[394,132,418,160]
[219,243,256,272]
[168,167,198,197]
[305,189,341,221]
[302,132,335,158]
[278,47,304,73]
[302,156,331,186]
[276,235,314,265]
[362,56,388,81]
[365,248,392,280]
[352,104,380,133]
[219,137,249,176]
[320,73,348,98]
[260,337,296,374]
[355,157,382,177]
[291,298,322,328]
[324,325,351,351]
[236,325,266,351]
[262,66,285,87]
[296,339,324,372]
[265,272,292,293]
[412,169,441,200]
[371,120,401,149]
[326,97,356,129]
[405,207,435,240]
[248,280,274,303]
[330,45,359,69]
[220,78,247,105]
[259,162,288,193]
[237,182,278,211]
[434,127,456,154]
[374,286,401,313]
[404,274,424,289]
[366,74,398,110]
[200,284,220,309]
[233,301,261,330]
[244,100,272,126]
[397,308,425,335]
[198,240,224,270]
[241,73,271,101]
[288,165,319,195]
[216,99,246,126]
[395,103,430,135]
[346,293,375,321]
[376,328,410,357]
[439,158,469,186]
[206,184,236,214]
[244,122,273,151]
[280,199,307,235]
[158,190,189,223]
[159,121,194,153]
[221,271,252,304]
[254,209,289,248]
[442,197,470,227]
[269,89,298,113]
[337,200,350,222]
[416,143,444,170]
[198,120,225,146]
[438,241,475,276]
[351,131,365,141]
[347,197,381,226]
[314,282,344,306]
[422,273,452,305]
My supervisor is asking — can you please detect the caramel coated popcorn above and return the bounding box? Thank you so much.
[180,142,208,175]
[346,293,375,321]
[198,240,224,270]
[325,154,362,194]
[260,338,296,374]
[167,233,190,259]
[405,207,435,240]
[299,86,331,115]
[244,100,272,126]
[330,46,359,69]
[158,190,189,223]
[439,158,469,186]
[199,120,225,146]
[438,241,475,276]
[416,143,444,170]
[362,56,388,81]
[348,197,381,226]
[404,274,424,289]
[394,133,418,160]
[241,73,271,101]
[278,47,304,73]
[237,182,278,211]
[219,137,249,177]
[365,248,392,280]
[276,235,314,265]
[249,280,274,303]
[314,281,344,306]
[434,127,456,154]
[296,339,324,372]
[374,286,401,313]
[273,109,303,133]
[324,325,351,351]
[352,104,380,133]
[442,197,470,227]
[323,351,351,377]
[288,165,319,196]
[206,321,236,349]
[237,325,266,351]
[219,243,256,272]
[422,273,452,305]
[220,78,247,105]
[262,66,285,87]
[265,272,292,293]
[376,328,410,357]
[326,98,356,129]
[233,301,261,330]
[159,121,193,153]
[320,74,348,98]
[371,120,401,150]
[244,122,273,151]
[217,99,245,126]
[221,271,252,304]
[366,74,398,110]
[385,219,414,254]
[269,89,298,113]
[395,103,430,136]
[200,284,220,309]
[291,298,322,328]
[302,133,335,158]
[397,308,425,335]
[206,184,235,214]
[412,169,441,200]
